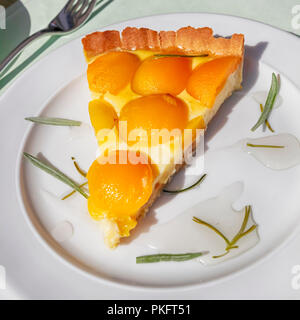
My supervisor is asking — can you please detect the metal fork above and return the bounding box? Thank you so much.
[0,0,97,73]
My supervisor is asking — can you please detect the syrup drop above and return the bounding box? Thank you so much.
[241,133,300,170]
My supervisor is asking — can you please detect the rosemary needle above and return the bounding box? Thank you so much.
[246,143,284,149]
[163,173,207,194]
[71,157,87,178]
[193,216,231,246]
[260,104,274,132]
[154,54,209,58]
[229,205,251,247]
[62,182,88,200]
[61,157,88,200]
[251,73,279,131]
[136,252,206,263]
[23,152,88,199]
[25,117,81,126]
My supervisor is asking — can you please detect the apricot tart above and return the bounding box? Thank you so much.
[82,27,244,248]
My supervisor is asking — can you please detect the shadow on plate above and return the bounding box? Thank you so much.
[204,42,268,152]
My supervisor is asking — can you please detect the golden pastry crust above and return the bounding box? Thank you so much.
[82,26,244,62]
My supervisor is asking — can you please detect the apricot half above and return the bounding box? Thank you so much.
[88,99,118,134]
[87,150,153,223]
[119,94,189,146]
[186,56,240,108]
[131,56,192,96]
[87,52,140,94]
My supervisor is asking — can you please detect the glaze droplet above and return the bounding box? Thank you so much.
[242,133,300,170]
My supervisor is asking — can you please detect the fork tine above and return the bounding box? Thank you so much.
[75,0,91,16]
[76,0,97,20]
[70,0,85,13]
[64,0,79,11]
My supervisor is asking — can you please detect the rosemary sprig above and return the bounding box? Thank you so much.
[260,104,274,132]
[246,143,284,149]
[25,117,81,126]
[251,73,279,131]
[163,173,207,194]
[193,205,257,258]
[154,54,209,58]
[23,152,88,199]
[136,252,206,263]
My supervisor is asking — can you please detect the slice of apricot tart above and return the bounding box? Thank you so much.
[81,27,244,248]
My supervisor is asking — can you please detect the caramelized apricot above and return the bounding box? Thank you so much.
[131,57,192,96]
[87,150,153,221]
[119,94,189,146]
[186,56,240,108]
[87,52,140,94]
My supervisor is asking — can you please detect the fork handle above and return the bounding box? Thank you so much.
[0,28,50,73]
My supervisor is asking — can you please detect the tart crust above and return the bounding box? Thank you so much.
[82,26,244,61]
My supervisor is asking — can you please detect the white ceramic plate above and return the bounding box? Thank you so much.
[1,13,300,292]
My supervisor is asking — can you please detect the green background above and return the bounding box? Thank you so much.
[1,0,300,93]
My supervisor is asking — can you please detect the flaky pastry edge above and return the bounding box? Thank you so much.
[82,26,244,62]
